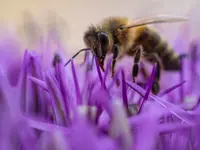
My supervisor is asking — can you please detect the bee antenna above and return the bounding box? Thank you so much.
[64,48,90,66]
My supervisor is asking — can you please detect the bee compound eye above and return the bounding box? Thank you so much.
[119,25,125,30]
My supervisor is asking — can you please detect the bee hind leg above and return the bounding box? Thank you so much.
[144,53,163,95]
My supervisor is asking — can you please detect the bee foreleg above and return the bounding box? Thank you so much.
[111,44,118,77]
[132,45,143,82]
[144,53,163,94]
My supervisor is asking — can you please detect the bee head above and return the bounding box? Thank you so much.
[84,26,110,69]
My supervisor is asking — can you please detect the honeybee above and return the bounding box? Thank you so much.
[64,15,187,94]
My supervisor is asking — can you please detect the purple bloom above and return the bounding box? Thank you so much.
[0,15,200,150]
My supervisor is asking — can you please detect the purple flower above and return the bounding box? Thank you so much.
[0,15,200,150]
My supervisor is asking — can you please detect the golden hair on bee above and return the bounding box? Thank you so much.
[65,15,188,94]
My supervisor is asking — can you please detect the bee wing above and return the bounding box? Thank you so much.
[125,15,188,29]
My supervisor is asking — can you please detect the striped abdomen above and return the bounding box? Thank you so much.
[134,26,181,70]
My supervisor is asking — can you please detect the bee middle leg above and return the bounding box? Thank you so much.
[111,44,120,86]
[111,44,118,77]
[132,45,143,83]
